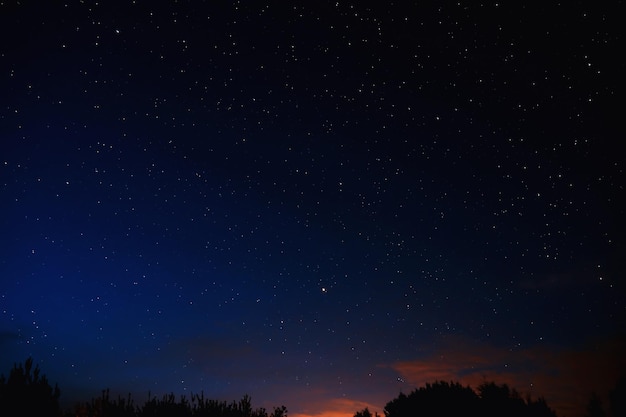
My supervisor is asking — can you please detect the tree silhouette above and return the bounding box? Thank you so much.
[525,396,557,417]
[0,357,61,417]
[354,407,374,417]
[585,392,606,417]
[609,376,626,417]
[478,381,526,417]
[384,381,479,417]
[383,380,556,417]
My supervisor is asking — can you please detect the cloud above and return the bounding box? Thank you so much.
[386,335,626,417]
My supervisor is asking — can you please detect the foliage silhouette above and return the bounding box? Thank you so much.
[383,381,479,417]
[0,357,61,417]
[478,381,528,417]
[354,407,380,417]
[585,392,606,417]
[70,389,288,417]
[382,380,556,417]
[0,358,287,417]
[581,376,626,417]
[609,376,626,417]
[5,359,620,417]
[73,389,137,417]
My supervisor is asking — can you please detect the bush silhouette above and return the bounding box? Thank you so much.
[382,380,556,417]
[0,357,61,417]
[383,381,479,417]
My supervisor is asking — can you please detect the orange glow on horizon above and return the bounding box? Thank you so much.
[290,397,382,417]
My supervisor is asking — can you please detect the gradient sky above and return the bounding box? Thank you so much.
[1,2,625,417]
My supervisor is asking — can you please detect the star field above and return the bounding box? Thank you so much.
[1,2,625,417]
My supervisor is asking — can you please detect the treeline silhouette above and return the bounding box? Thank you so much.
[0,358,287,417]
[2,358,625,417]
[354,378,626,417]
[355,380,556,417]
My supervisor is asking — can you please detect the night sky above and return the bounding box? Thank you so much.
[1,2,625,417]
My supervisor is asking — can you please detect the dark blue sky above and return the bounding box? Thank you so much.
[1,2,624,417]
